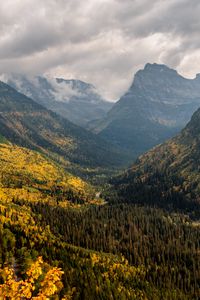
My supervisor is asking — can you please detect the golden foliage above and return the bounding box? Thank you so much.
[0,143,95,207]
[0,257,64,300]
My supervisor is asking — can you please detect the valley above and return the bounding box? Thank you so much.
[0,64,199,299]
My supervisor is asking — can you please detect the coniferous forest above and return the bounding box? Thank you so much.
[0,2,200,299]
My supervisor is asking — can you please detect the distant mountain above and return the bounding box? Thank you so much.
[108,106,200,212]
[89,63,200,158]
[5,74,113,127]
[0,81,125,174]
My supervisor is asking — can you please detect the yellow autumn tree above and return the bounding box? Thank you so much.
[0,257,65,300]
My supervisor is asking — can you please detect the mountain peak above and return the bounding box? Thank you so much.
[56,78,94,89]
[136,63,178,79]
[144,63,176,72]
[132,63,181,91]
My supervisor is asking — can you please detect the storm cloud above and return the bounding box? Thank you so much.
[0,0,200,100]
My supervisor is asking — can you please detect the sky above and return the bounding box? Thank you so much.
[0,0,200,100]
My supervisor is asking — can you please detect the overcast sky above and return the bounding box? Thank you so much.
[0,0,200,100]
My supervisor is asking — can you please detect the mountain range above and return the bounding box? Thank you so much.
[5,74,113,127]
[5,63,200,162]
[89,63,200,158]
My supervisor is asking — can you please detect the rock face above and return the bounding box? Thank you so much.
[90,63,200,158]
[5,75,113,127]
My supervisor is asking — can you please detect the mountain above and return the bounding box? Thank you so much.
[0,80,125,174]
[107,106,200,211]
[89,63,200,158]
[4,74,113,127]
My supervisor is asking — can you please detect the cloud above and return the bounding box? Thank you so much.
[0,0,200,100]
[49,78,82,102]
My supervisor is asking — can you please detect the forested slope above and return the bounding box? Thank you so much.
[107,107,200,212]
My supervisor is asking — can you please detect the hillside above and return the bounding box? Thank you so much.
[0,142,98,207]
[107,107,200,211]
[0,81,126,174]
[89,63,200,158]
[5,74,113,127]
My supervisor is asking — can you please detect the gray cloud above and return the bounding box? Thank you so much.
[0,0,200,100]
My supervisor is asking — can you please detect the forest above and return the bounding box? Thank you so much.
[1,194,200,299]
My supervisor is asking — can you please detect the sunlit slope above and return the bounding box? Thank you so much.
[0,143,97,206]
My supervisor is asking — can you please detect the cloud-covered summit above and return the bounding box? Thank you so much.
[3,73,113,127]
[0,0,200,100]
